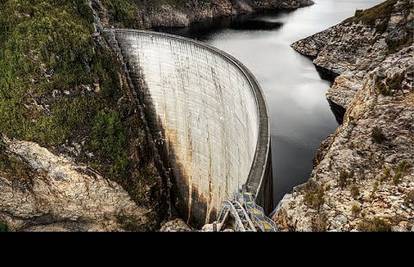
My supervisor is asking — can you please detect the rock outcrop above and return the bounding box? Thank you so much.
[291,0,413,108]
[0,138,154,232]
[274,0,413,232]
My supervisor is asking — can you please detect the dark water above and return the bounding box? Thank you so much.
[157,0,382,205]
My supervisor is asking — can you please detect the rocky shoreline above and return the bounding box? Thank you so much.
[273,0,413,231]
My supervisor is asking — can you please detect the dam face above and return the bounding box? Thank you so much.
[106,29,273,226]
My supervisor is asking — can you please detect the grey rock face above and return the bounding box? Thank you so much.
[274,0,414,232]
[292,0,413,108]
[0,139,152,232]
[125,0,314,28]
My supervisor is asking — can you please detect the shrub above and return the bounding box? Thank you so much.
[371,127,386,144]
[304,182,325,210]
[312,213,328,232]
[0,222,8,232]
[339,170,353,189]
[351,185,360,199]
[90,110,129,179]
[351,205,361,216]
[358,217,392,232]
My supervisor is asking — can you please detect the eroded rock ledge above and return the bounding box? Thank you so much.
[274,0,413,232]
[0,138,153,232]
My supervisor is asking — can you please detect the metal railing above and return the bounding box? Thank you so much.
[214,189,277,232]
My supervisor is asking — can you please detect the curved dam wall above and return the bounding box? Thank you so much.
[105,29,273,226]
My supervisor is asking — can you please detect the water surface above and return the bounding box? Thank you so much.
[158,0,382,204]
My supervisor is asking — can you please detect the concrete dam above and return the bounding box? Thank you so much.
[105,29,273,227]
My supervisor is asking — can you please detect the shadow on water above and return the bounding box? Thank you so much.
[154,12,287,41]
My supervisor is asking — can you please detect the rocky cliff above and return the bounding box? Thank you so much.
[94,0,314,29]
[273,0,413,232]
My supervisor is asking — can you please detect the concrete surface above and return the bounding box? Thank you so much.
[105,29,273,226]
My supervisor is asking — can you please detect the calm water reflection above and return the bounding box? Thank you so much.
[158,0,382,204]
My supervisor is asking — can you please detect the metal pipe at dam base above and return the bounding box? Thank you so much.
[105,29,274,227]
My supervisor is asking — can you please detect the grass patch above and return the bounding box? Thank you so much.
[90,110,129,178]
[0,0,135,181]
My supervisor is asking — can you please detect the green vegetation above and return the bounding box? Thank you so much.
[351,204,361,216]
[0,0,132,180]
[0,1,167,221]
[358,217,392,232]
[351,0,398,33]
[303,181,325,210]
[350,185,360,199]
[371,126,386,144]
[338,170,353,189]
[0,0,164,216]
[0,222,8,232]
[0,151,35,182]
[101,0,141,28]
[90,110,129,178]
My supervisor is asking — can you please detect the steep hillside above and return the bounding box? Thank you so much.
[0,0,168,231]
[273,0,413,232]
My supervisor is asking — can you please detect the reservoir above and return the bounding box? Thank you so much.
[157,0,382,204]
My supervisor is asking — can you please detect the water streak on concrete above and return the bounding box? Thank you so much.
[105,29,273,226]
